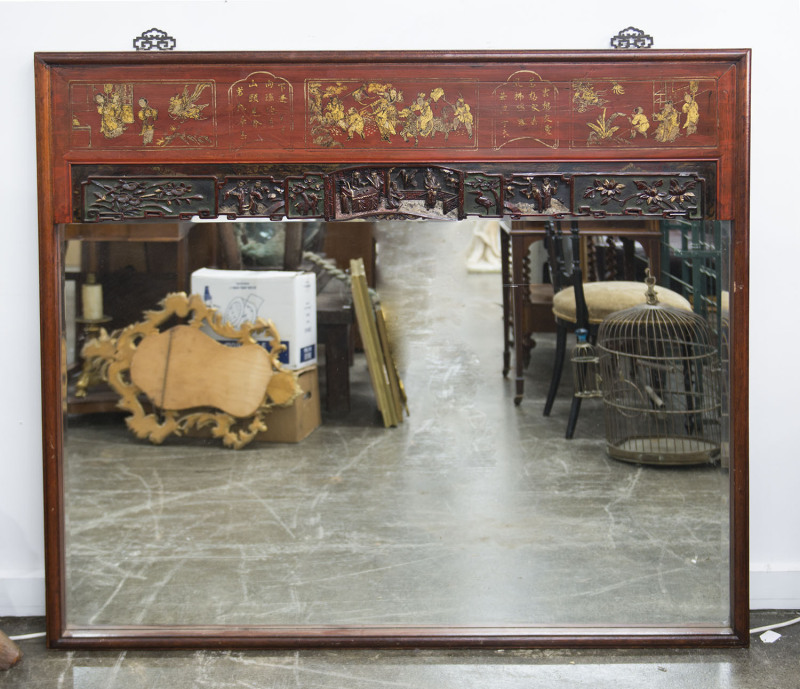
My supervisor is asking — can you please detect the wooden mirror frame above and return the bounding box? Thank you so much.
[35,50,750,649]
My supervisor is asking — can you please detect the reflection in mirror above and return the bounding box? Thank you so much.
[60,218,730,628]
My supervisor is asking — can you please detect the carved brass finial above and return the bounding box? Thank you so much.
[133,28,176,51]
[644,268,659,305]
[611,27,654,49]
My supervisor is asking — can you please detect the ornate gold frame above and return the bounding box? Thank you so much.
[82,292,300,449]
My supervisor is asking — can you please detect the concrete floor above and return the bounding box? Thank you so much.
[3,613,799,688]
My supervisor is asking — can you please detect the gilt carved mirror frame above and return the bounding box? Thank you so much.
[35,50,750,649]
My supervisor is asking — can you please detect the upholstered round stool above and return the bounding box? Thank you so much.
[552,281,691,325]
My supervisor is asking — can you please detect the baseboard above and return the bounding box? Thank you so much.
[750,569,800,610]
[0,574,45,616]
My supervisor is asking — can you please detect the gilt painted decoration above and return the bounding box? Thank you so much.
[229,71,294,150]
[572,79,713,147]
[306,79,478,149]
[70,80,216,148]
[65,70,717,154]
[491,70,559,150]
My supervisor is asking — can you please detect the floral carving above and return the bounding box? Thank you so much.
[584,179,626,205]
[578,175,701,216]
[668,178,697,205]
[86,179,208,218]
[630,179,668,208]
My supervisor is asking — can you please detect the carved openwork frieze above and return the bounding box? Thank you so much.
[575,174,702,218]
[504,174,570,216]
[286,173,325,218]
[464,173,503,217]
[81,177,217,221]
[77,166,708,222]
[218,177,286,218]
[330,166,462,221]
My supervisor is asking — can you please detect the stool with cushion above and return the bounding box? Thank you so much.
[543,221,692,438]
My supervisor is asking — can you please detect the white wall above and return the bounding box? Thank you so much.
[1,0,798,616]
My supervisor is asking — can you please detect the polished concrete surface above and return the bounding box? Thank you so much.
[3,613,799,688]
[59,221,728,632]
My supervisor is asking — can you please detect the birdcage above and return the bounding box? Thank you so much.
[596,275,722,465]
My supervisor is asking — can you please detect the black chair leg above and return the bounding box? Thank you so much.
[566,395,582,439]
[544,326,567,416]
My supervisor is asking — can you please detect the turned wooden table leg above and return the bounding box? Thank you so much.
[321,321,351,415]
[511,233,528,406]
[501,227,512,378]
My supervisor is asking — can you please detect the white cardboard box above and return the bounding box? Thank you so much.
[191,268,316,370]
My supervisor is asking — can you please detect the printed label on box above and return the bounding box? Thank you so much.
[300,344,316,363]
[190,268,317,370]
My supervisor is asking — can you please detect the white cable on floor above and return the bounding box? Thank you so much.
[7,631,46,641]
[750,615,800,634]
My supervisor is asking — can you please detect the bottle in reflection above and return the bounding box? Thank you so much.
[571,328,601,398]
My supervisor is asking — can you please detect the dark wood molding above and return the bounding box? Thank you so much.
[35,49,751,65]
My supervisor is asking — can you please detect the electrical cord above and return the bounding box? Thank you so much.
[7,631,46,641]
[750,615,800,634]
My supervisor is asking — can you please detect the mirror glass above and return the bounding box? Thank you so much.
[60,217,731,629]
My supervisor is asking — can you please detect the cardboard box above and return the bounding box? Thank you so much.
[191,268,316,370]
[257,365,321,443]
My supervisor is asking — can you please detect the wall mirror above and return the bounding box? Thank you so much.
[35,50,750,648]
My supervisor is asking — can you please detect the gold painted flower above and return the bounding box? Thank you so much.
[668,179,697,206]
[633,179,667,206]
[585,179,626,204]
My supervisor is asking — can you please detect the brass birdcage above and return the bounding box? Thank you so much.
[596,275,722,465]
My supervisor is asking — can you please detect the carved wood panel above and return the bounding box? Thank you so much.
[75,164,711,222]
